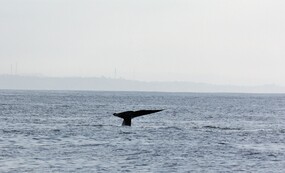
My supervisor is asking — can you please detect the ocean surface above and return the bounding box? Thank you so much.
[0,90,284,172]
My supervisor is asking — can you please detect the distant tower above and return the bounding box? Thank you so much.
[11,64,13,75]
[114,68,117,79]
[15,63,18,75]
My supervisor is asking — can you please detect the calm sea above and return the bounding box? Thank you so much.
[0,90,284,172]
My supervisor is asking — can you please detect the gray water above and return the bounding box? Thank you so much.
[0,90,284,172]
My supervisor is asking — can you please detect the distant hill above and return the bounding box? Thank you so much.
[0,75,285,93]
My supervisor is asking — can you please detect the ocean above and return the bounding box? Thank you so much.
[0,90,284,172]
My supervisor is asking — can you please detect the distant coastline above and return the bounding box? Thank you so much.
[0,75,285,93]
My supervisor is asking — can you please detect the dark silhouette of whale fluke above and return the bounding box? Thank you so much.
[113,110,163,126]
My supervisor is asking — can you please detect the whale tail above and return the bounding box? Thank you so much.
[113,110,163,126]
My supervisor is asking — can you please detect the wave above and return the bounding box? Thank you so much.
[158,126,183,131]
[2,129,21,133]
[73,124,118,127]
[203,125,242,131]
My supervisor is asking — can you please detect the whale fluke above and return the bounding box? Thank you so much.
[113,110,163,126]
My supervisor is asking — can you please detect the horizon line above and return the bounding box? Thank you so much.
[0,74,284,88]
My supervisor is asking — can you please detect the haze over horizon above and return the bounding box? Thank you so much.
[1,0,285,87]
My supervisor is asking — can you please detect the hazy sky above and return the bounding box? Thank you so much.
[0,0,285,85]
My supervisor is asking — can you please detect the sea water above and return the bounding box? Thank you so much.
[0,90,285,172]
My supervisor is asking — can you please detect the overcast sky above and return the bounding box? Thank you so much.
[0,0,284,86]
